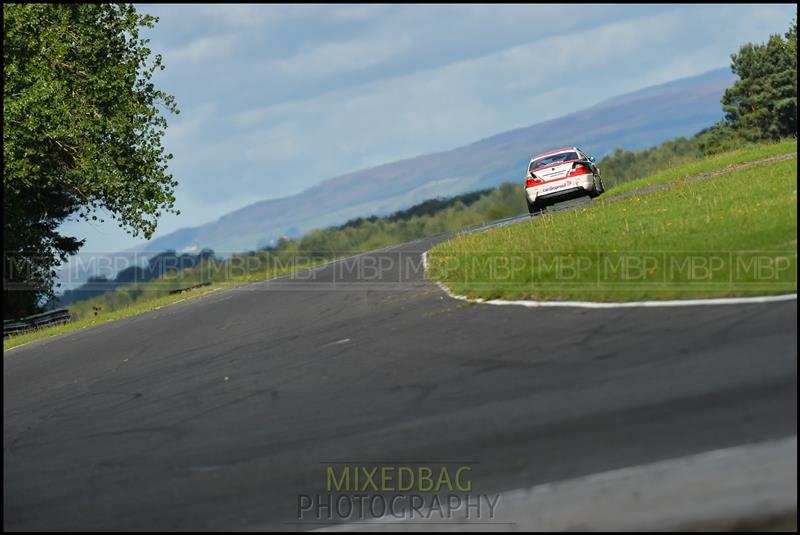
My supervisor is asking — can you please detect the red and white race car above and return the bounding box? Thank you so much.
[524,146,605,214]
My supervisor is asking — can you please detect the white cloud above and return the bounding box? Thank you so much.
[154,4,319,29]
[242,123,305,165]
[232,102,295,129]
[197,4,287,28]
[164,103,217,147]
[326,4,390,22]
[234,8,689,151]
[166,33,241,64]
[264,32,415,81]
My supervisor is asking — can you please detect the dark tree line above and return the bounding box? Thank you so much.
[54,249,215,307]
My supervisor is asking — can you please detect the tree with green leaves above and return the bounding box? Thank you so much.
[721,17,797,141]
[3,4,179,318]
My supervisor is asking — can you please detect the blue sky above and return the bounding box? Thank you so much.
[60,3,795,255]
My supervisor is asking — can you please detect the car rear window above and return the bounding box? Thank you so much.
[530,152,579,171]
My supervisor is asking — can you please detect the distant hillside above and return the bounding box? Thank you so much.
[134,67,734,255]
[53,248,215,308]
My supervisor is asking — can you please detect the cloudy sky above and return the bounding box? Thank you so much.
[60,3,795,254]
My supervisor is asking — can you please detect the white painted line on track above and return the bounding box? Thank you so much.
[421,252,798,308]
[320,338,351,348]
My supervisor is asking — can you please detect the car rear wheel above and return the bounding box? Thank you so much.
[528,199,547,214]
[588,176,603,198]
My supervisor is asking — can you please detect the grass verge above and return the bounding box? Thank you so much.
[606,139,796,196]
[427,156,797,302]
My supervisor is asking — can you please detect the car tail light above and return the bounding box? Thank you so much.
[568,163,590,177]
[525,174,542,188]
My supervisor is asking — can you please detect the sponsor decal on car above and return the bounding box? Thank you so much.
[541,181,572,194]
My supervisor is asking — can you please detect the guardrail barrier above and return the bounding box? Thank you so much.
[4,308,72,339]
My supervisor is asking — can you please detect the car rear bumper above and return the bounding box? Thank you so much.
[525,174,594,203]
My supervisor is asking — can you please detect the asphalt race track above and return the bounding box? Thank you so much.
[4,213,797,531]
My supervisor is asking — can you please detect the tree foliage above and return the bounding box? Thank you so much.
[721,17,797,141]
[3,4,178,318]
